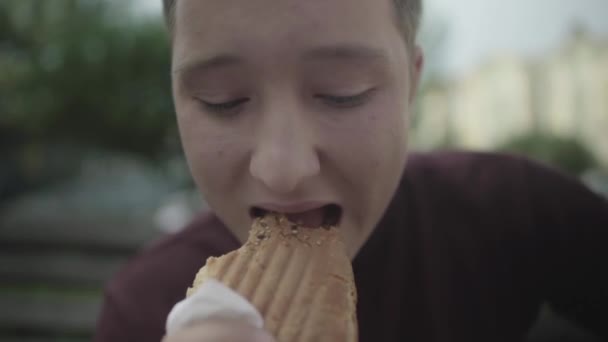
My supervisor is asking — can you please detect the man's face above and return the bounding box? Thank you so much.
[171,0,422,257]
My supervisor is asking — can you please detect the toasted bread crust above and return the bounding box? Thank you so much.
[187,214,358,342]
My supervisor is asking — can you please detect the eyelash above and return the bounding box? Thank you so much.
[315,89,374,108]
[198,98,250,114]
[196,89,374,114]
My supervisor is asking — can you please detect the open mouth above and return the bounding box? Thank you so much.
[250,204,342,228]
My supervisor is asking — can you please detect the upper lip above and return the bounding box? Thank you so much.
[253,201,333,214]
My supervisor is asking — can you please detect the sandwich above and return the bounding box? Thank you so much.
[187,213,358,341]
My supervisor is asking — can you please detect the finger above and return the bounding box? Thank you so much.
[163,319,276,342]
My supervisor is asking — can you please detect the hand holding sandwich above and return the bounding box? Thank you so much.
[169,213,358,341]
[162,319,276,342]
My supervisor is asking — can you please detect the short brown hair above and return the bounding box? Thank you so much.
[162,0,422,47]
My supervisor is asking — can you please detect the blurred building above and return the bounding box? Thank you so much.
[535,26,608,166]
[414,26,608,168]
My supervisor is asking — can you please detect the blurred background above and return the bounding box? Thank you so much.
[0,0,606,340]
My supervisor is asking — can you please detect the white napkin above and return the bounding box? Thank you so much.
[165,279,264,335]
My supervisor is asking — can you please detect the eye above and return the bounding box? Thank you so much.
[315,89,375,109]
[196,98,250,114]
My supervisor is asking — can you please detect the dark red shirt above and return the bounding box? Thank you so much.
[94,152,608,341]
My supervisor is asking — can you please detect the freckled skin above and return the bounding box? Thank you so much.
[171,0,423,258]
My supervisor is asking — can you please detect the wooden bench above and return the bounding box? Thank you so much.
[0,200,161,341]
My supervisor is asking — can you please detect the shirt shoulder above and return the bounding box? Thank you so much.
[406,150,532,185]
[110,210,238,295]
[404,150,602,212]
[95,211,239,341]
[402,151,535,211]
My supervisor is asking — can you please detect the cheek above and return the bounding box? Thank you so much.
[179,122,217,187]
[175,108,243,194]
[326,97,409,177]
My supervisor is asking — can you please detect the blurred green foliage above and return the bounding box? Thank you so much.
[499,134,598,176]
[1,0,175,157]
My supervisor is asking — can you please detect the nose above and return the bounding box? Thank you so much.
[249,105,321,195]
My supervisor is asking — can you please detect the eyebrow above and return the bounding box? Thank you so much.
[172,44,389,77]
[302,44,389,63]
[172,55,243,76]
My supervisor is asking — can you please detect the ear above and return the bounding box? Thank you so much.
[408,45,424,103]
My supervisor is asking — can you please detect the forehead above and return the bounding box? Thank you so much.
[171,0,406,70]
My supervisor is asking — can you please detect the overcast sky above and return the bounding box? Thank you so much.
[423,0,608,77]
[137,0,608,78]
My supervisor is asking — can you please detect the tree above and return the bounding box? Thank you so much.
[499,134,598,176]
[1,0,175,157]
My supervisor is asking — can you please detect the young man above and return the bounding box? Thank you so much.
[95,0,608,341]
